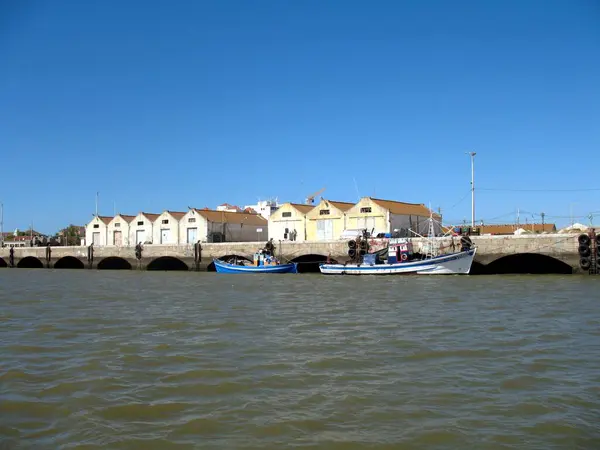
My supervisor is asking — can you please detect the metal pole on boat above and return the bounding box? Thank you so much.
[467,152,476,227]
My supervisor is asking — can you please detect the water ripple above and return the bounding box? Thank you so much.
[1,270,599,449]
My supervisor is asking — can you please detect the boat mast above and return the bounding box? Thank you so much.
[425,205,438,258]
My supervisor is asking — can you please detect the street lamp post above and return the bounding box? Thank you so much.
[466,152,476,227]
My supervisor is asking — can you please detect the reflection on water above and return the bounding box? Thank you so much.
[1,270,599,449]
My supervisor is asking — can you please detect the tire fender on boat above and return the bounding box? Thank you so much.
[580,257,591,270]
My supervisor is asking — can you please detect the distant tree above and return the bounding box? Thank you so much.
[59,225,84,246]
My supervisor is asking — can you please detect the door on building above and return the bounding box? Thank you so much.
[92,232,100,245]
[363,217,376,232]
[187,227,197,244]
[113,230,122,246]
[161,228,171,244]
[317,220,333,240]
[324,219,333,240]
[136,229,146,245]
[317,220,325,240]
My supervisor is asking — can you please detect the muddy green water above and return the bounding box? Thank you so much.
[1,270,599,449]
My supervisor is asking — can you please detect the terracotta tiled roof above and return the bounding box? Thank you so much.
[369,198,439,218]
[98,216,113,225]
[443,223,557,235]
[140,212,160,221]
[111,214,136,223]
[480,223,556,234]
[288,203,315,214]
[326,200,354,212]
[194,209,267,226]
[167,211,186,220]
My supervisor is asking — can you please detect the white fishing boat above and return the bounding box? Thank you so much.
[319,247,476,275]
[319,213,477,275]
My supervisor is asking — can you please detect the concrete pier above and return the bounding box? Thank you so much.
[0,233,587,273]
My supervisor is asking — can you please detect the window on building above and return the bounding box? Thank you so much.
[319,209,330,215]
[360,207,372,213]
[162,219,169,224]
[115,223,120,227]
[137,221,144,226]
[93,224,99,229]
[188,218,196,223]
[282,212,292,217]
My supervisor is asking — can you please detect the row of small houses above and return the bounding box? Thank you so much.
[85,196,558,247]
[85,197,442,246]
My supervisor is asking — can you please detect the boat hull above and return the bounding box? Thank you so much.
[214,259,298,274]
[319,249,477,275]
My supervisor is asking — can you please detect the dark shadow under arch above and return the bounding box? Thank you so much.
[207,254,251,272]
[0,257,7,268]
[17,256,44,269]
[147,256,189,271]
[291,254,339,273]
[469,261,487,275]
[54,256,85,269]
[484,253,572,275]
[98,257,132,270]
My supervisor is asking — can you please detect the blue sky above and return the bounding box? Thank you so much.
[1,0,599,233]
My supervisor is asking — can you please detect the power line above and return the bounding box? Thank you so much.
[446,190,472,210]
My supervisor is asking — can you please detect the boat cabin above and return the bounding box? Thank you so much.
[387,238,414,264]
[252,250,281,266]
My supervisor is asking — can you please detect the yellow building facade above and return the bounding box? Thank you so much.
[344,197,440,236]
[268,203,314,242]
[305,199,354,241]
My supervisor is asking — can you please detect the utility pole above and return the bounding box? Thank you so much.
[541,212,545,228]
[0,202,3,247]
[466,152,476,227]
[438,206,442,226]
[95,192,99,217]
[570,203,575,226]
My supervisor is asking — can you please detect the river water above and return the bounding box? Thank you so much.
[1,270,599,449]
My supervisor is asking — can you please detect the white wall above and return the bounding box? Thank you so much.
[85,217,109,246]
[107,216,130,246]
[152,212,181,245]
[129,214,154,245]
[243,200,279,219]
[179,210,208,244]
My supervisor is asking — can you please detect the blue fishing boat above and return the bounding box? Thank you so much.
[213,258,298,274]
[213,240,298,274]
